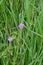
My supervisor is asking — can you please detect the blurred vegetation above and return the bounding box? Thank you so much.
[0,0,43,65]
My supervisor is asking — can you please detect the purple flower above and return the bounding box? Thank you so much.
[19,23,24,29]
[8,37,13,43]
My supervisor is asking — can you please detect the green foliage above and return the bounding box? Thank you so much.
[0,0,43,65]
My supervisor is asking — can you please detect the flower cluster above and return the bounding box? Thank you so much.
[8,37,13,43]
[19,23,24,29]
[8,23,24,43]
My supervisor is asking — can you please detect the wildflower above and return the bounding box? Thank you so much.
[8,37,13,43]
[19,23,24,29]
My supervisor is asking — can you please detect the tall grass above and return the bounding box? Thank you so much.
[0,0,43,65]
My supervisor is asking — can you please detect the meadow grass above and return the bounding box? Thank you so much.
[0,0,43,65]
